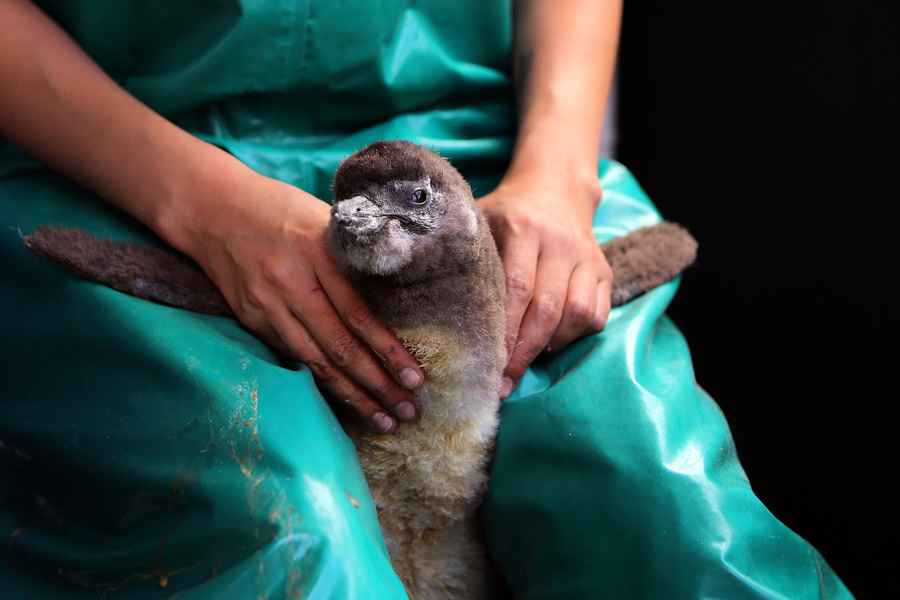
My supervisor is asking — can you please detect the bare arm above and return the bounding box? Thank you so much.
[0,0,237,235]
[509,0,620,185]
[480,0,622,396]
[0,0,424,432]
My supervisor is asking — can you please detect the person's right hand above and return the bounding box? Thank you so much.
[163,166,425,434]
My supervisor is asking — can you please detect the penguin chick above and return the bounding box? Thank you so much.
[328,141,507,599]
[23,141,698,600]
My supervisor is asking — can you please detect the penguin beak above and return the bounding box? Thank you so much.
[331,195,384,236]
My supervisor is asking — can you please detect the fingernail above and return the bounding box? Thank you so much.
[399,367,423,389]
[394,401,417,422]
[373,412,395,433]
[500,377,514,399]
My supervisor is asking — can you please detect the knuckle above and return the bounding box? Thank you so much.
[506,349,539,380]
[505,363,526,382]
[514,214,539,234]
[242,285,267,311]
[345,303,374,333]
[525,341,547,362]
[328,333,360,367]
[567,300,594,325]
[500,212,535,237]
[508,339,545,376]
[259,258,286,287]
[306,359,335,384]
[534,293,562,323]
[378,343,404,369]
[505,272,533,300]
[589,321,607,335]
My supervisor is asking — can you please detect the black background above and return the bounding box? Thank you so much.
[619,2,898,597]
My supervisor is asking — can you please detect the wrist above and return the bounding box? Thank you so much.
[148,137,258,257]
[507,123,600,190]
[495,129,603,225]
[501,141,602,210]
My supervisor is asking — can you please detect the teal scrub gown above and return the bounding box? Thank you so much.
[0,2,852,598]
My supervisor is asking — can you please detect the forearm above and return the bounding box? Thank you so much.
[509,0,622,184]
[0,0,251,251]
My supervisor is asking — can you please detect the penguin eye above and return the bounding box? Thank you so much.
[409,188,428,206]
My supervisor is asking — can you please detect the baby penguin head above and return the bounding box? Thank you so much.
[329,141,481,279]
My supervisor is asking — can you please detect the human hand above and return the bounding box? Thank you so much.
[478,169,612,399]
[163,168,425,433]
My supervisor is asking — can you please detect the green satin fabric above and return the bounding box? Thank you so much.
[0,1,850,598]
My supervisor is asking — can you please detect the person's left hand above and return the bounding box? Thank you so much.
[478,168,612,399]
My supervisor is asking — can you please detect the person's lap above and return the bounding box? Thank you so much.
[486,161,849,599]
[0,161,849,598]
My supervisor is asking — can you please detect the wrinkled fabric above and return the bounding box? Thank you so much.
[0,1,851,598]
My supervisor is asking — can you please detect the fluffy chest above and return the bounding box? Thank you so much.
[396,325,501,439]
[351,325,501,524]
